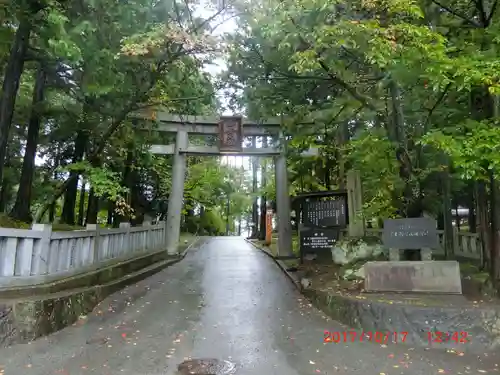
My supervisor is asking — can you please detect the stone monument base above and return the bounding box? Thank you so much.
[364,261,462,294]
[389,247,432,261]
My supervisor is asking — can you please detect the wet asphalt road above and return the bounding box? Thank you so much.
[0,237,499,375]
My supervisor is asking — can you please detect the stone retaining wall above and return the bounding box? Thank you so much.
[303,288,500,353]
[0,238,201,347]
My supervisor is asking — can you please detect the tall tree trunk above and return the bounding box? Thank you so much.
[0,144,13,213]
[471,87,497,276]
[48,156,60,223]
[468,184,476,232]
[61,130,87,224]
[389,80,415,217]
[489,173,500,283]
[454,200,461,230]
[107,199,114,225]
[324,159,332,189]
[490,95,500,284]
[10,64,46,222]
[85,188,99,224]
[337,121,349,189]
[476,181,490,269]
[441,165,454,259]
[77,180,86,226]
[0,171,10,213]
[48,202,55,223]
[0,18,32,188]
[49,163,61,223]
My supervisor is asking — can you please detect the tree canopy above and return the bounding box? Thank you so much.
[0,0,254,234]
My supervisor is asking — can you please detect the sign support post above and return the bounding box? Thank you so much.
[265,208,273,245]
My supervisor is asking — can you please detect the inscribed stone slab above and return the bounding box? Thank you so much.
[382,218,438,249]
[364,261,462,294]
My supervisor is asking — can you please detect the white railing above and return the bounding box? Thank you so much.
[359,228,482,260]
[0,221,168,288]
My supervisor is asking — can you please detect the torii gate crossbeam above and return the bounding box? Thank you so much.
[132,110,318,257]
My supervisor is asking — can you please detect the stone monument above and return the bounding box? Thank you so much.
[382,217,438,261]
[364,217,462,294]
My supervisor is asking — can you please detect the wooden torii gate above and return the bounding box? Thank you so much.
[131,110,319,257]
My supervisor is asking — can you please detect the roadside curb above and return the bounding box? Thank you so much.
[244,239,301,290]
[179,236,202,258]
[302,286,500,353]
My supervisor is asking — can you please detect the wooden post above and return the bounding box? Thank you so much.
[347,170,365,237]
[265,208,273,245]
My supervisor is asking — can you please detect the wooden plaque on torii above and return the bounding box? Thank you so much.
[218,116,243,152]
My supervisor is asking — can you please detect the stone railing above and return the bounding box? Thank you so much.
[358,228,482,260]
[0,221,168,288]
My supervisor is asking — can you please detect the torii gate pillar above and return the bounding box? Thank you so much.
[274,135,293,257]
[165,129,188,254]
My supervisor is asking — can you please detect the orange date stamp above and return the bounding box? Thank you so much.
[427,331,469,344]
[324,331,408,344]
[324,331,470,344]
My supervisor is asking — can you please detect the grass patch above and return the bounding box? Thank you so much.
[266,233,299,256]
[0,214,30,229]
[52,223,85,231]
[0,214,86,231]
[257,234,300,268]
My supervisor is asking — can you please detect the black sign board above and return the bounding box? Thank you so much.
[382,218,438,249]
[300,227,340,254]
[303,195,347,227]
